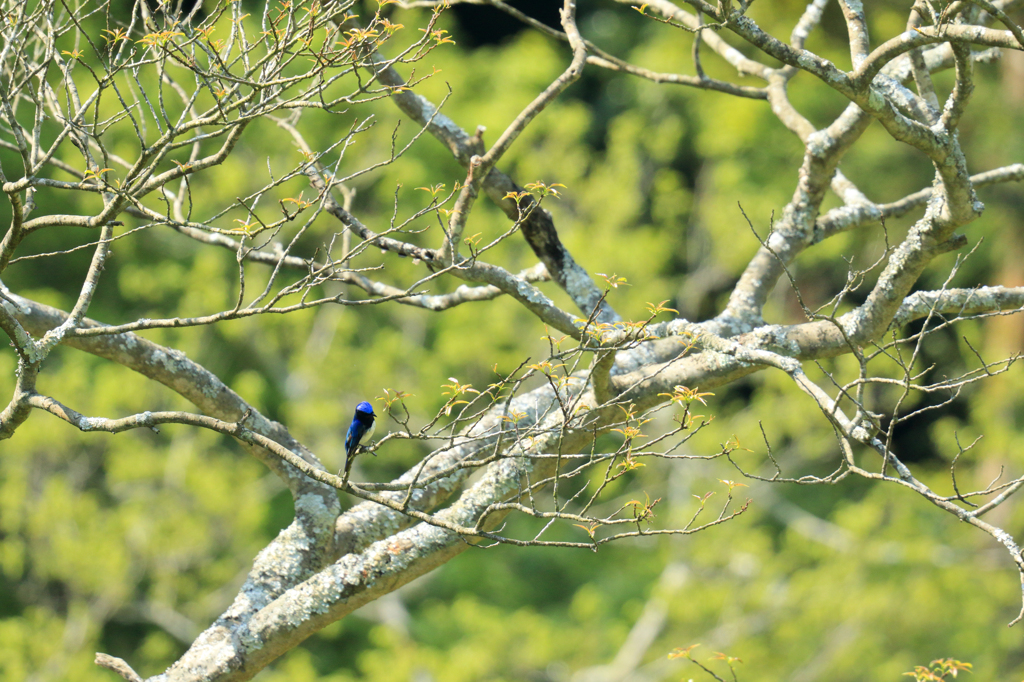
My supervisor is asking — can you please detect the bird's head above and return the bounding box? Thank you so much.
[356,401,375,416]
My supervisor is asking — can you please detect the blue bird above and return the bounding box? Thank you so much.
[345,401,376,464]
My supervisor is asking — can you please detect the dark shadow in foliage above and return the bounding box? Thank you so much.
[448,0,560,47]
[882,321,970,466]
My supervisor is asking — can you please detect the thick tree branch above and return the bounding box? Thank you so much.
[361,46,621,324]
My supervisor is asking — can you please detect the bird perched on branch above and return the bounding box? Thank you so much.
[345,401,376,468]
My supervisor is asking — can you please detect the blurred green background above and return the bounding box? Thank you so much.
[1,0,1023,680]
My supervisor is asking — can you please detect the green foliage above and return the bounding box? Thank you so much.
[1,1,1023,681]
